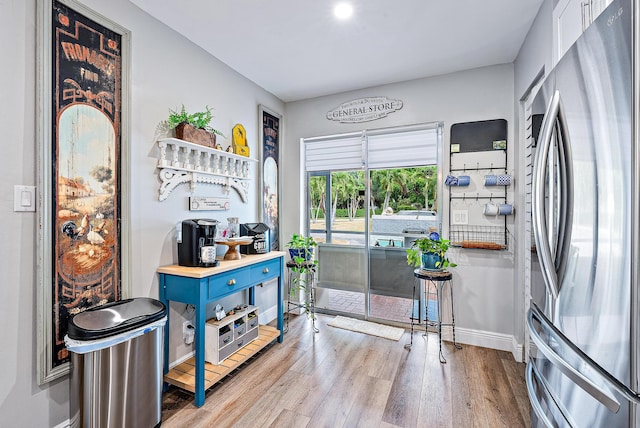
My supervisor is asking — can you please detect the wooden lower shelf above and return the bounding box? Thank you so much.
[164,325,280,393]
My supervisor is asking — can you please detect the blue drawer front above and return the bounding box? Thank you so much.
[208,269,250,299]
[251,259,280,283]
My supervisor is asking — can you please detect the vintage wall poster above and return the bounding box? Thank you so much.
[38,0,128,380]
[259,105,282,251]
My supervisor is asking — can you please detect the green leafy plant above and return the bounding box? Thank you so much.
[167,105,225,137]
[406,231,457,270]
[287,233,317,254]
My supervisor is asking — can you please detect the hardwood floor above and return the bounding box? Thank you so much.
[161,314,531,428]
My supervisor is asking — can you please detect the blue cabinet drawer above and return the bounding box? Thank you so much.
[208,269,250,299]
[250,259,280,283]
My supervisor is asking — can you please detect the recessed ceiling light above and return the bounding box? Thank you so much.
[334,3,353,20]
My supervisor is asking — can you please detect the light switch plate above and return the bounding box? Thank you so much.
[14,185,36,212]
[452,209,468,225]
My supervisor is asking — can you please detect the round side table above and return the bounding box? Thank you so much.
[405,268,462,363]
[285,260,318,333]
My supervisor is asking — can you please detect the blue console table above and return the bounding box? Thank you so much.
[158,251,285,407]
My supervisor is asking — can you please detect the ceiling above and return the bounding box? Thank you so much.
[129,0,543,102]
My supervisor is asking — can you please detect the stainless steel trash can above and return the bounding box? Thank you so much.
[65,298,167,428]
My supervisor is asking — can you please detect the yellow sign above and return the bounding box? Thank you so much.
[232,124,250,157]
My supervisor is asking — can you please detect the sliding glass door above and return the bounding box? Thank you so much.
[303,123,443,324]
[368,166,438,322]
[310,170,368,317]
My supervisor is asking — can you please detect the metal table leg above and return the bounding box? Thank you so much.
[404,277,418,349]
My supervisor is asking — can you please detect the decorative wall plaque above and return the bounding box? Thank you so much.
[326,96,403,123]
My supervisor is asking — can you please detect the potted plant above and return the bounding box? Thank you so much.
[286,233,317,262]
[286,234,318,319]
[167,105,225,148]
[406,231,457,271]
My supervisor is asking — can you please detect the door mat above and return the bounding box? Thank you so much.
[327,316,405,341]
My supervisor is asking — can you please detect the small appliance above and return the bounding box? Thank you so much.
[178,219,219,267]
[240,223,270,254]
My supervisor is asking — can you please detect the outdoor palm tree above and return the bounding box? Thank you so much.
[379,169,408,211]
[309,175,326,221]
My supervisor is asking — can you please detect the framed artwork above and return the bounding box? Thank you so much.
[259,105,282,251]
[36,0,131,384]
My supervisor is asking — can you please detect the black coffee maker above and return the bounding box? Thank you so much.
[178,219,219,267]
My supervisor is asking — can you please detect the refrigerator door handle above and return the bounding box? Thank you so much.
[533,90,574,299]
[553,94,574,286]
[527,361,576,427]
[533,91,561,299]
[529,304,640,409]
[526,362,557,428]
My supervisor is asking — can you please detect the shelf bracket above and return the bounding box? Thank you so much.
[158,168,249,202]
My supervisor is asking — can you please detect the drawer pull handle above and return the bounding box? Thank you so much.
[227,279,236,286]
[263,268,269,273]
[237,340,244,347]
[222,337,231,344]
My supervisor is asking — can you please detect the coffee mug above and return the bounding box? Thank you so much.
[497,174,512,186]
[484,202,499,216]
[498,203,514,215]
[445,175,458,186]
[484,175,498,186]
[457,175,471,186]
[200,245,217,263]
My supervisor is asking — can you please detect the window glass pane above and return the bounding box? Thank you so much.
[370,166,438,248]
[329,171,366,238]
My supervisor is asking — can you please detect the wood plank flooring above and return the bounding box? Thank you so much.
[161,314,531,428]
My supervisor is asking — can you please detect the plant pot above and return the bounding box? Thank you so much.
[175,122,216,148]
[421,252,442,271]
[289,248,314,261]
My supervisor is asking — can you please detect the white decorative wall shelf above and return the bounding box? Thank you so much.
[156,138,257,202]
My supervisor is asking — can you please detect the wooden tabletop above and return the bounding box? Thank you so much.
[157,251,286,278]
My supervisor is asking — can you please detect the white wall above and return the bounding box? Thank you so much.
[283,64,519,350]
[0,1,71,426]
[515,0,554,98]
[1,0,283,425]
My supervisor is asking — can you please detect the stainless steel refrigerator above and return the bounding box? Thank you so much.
[527,0,640,426]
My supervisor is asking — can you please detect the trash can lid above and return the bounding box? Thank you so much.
[67,297,166,340]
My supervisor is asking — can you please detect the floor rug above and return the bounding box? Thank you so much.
[327,316,405,341]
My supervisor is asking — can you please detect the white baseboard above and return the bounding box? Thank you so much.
[441,327,524,362]
[169,350,195,369]
[512,336,524,362]
[259,304,278,325]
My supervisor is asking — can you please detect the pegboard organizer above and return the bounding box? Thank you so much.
[448,119,510,251]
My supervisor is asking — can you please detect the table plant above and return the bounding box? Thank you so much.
[167,105,225,147]
[406,231,457,271]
